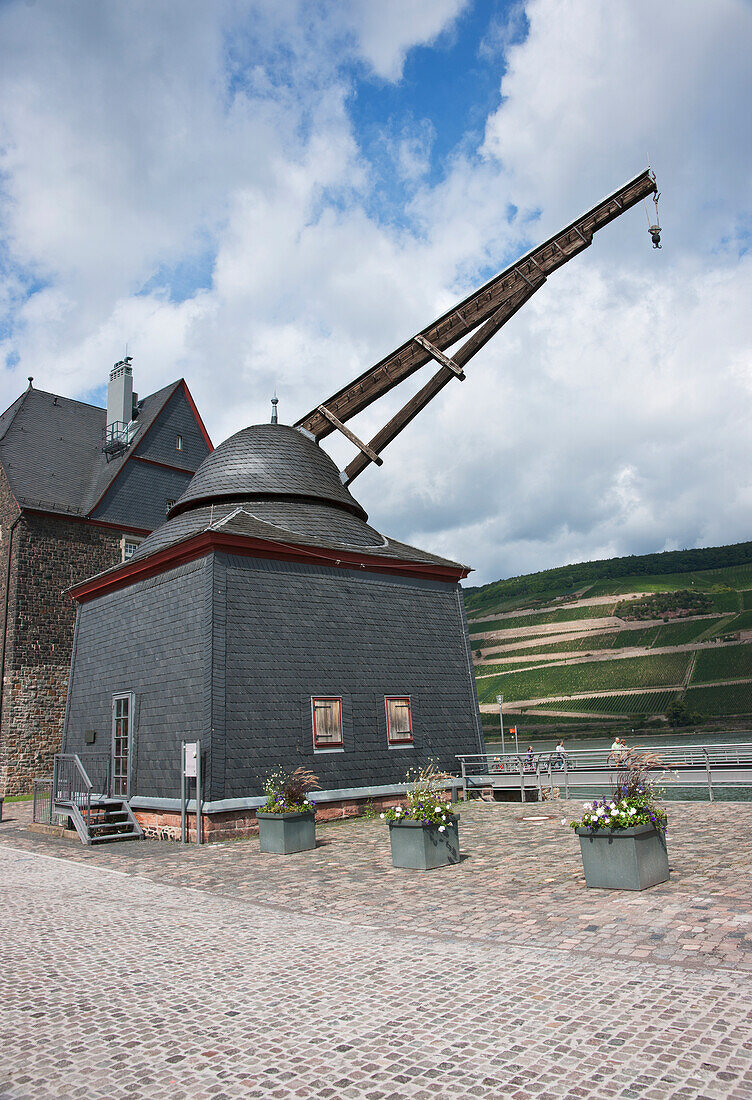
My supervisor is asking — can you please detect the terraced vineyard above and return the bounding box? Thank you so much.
[528,691,680,715]
[476,652,691,705]
[468,603,616,637]
[465,543,752,731]
[685,682,752,715]
[691,643,752,684]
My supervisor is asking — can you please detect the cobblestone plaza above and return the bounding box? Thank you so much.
[1,799,751,1099]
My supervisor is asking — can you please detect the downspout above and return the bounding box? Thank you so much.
[0,512,22,760]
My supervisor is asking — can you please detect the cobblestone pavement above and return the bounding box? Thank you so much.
[2,800,752,1098]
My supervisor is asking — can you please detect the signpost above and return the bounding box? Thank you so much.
[496,695,505,757]
[181,739,202,845]
[509,725,519,754]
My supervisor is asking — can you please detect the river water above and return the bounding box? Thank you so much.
[486,728,752,802]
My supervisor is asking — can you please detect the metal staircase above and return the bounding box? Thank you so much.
[52,753,143,846]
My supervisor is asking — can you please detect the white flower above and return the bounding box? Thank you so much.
[609,802,616,810]
[439,825,446,832]
[596,808,605,817]
[380,813,385,819]
[583,802,590,809]
[629,807,637,815]
[610,810,618,817]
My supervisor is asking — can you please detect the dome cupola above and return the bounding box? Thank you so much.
[168,423,367,521]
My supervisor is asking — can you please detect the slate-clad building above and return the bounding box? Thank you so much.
[0,363,212,794]
[64,422,484,839]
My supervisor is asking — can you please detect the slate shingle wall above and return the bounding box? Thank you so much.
[134,389,211,473]
[91,461,195,531]
[64,558,211,798]
[217,554,483,801]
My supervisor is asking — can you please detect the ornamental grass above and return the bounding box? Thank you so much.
[381,762,457,831]
[569,748,668,833]
[262,766,320,814]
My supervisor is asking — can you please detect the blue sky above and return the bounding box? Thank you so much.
[0,0,751,585]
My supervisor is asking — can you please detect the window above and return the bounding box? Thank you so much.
[121,537,141,561]
[312,697,343,749]
[166,498,176,516]
[386,697,413,745]
[112,693,133,798]
[176,433,183,451]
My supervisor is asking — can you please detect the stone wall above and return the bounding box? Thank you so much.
[0,512,122,794]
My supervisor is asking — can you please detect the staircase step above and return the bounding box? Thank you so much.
[90,830,141,843]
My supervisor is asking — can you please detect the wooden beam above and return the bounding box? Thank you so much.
[412,334,465,378]
[316,405,383,465]
[296,168,657,441]
[344,280,541,483]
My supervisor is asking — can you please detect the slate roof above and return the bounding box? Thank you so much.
[0,380,181,517]
[80,424,467,584]
[129,499,463,569]
[169,424,367,521]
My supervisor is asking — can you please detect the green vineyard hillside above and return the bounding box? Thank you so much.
[464,540,752,738]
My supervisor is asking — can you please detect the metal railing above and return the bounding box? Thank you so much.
[32,778,53,825]
[52,753,110,831]
[457,742,752,802]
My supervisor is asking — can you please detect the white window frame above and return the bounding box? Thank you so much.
[385,696,414,747]
[165,498,176,516]
[176,433,183,451]
[121,536,142,562]
[111,692,135,799]
[311,696,344,752]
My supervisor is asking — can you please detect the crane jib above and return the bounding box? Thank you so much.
[295,168,658,481]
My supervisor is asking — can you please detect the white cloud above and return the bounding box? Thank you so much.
[0,0,751,587]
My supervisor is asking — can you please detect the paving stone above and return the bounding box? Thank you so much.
[1,799,751,1097]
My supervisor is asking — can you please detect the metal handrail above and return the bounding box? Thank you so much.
[52,753,100,832]
[457,742,752,802]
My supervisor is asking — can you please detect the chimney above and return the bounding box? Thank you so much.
[107,357,133,428]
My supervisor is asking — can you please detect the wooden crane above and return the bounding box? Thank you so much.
[295,168,658,484]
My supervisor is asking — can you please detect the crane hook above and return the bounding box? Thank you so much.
[647,186,661,249]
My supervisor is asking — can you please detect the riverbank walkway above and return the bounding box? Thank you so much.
[1,799,751,1098]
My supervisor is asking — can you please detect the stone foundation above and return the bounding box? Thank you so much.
[135,792,419,843]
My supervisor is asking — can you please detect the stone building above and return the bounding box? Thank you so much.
[0,363,212,794]
[63,422,483,839]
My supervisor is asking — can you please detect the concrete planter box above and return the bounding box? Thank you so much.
[257,811,316,854]
[388,817,459,870]
[575,823,669,891]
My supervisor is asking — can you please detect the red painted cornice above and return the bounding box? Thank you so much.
[24,508,151,537]
[70,531,467,603]
[181,380,213,451]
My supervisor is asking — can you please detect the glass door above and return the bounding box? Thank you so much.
[112,694,132,798]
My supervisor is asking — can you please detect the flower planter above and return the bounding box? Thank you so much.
[575,823,669,891]
[388,817,459,870]
[257,810,316,855]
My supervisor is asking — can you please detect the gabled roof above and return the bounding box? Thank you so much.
[0,379,195,519]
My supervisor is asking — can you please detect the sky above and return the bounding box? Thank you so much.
[0,0,750,587]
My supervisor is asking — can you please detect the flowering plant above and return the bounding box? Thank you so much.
[381,762,457,832]
[262,766,319,814]
[569,748,667,833]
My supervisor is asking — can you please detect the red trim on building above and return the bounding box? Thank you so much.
[130,455,198,475]
[23,508,151,537]
[385,696,413,744]
[69,530,468,603]
[86,379,212,517]
[312,697,344,749]
[181,381,213,451]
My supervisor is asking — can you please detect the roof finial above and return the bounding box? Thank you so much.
[27,377,33,388]
[270,392,279,425]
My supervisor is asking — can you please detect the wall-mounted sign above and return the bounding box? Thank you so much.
[183,741,198,778]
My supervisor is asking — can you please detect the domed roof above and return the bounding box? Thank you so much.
[168,423,368,521]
